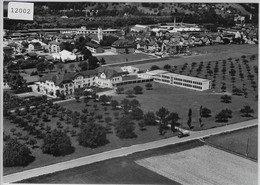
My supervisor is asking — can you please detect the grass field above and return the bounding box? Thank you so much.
[112,81,258,131]
[19,140,204,184]
[134,44,258,70]
[3,96,178,175]
[96,52,157,64]
[136,145,257,185]
[205,126,258,160]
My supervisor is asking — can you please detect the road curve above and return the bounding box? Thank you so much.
[3,119,258,183]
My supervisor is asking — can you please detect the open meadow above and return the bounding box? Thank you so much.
[205,126,258,160]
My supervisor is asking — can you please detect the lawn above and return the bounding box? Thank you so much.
[96,52,157,64]
[204,126,258,160]
[3,96,178,175]
[112,78,258,131]
[19,140,203,184]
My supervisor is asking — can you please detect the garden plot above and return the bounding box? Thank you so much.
[136,145,257,185]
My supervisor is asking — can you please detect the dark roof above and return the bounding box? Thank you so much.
[86,42,101,49]
[98,67,126,79]
[49,41,61,45]
[111,39,135,48]
[39,69,99,86]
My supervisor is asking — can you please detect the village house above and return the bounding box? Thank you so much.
[85,42,104,53]
[48,41,62,53]
[111,39,136,54]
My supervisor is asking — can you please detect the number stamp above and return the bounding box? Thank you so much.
[8,2,34,20]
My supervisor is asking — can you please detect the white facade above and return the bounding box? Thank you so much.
[96,72,122,88]
[139,70,211,91]
[121,66,139,74]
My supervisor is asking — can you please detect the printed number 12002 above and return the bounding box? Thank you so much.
[11,8,30,14]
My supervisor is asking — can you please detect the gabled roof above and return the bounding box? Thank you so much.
[86,42,101,49]
[98,67,126,79]
[49,41,61,46]
[112,39,135,48]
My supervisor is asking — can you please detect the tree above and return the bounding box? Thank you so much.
[88,56,100,69]
[163,64,171,71]
[143,112,157,126]
[130,99,140,109]
[201,107,211,118]
[221,83,226,92]
[78,61,89,71]
[116,87,124,94]
[145,83,153,90]
[133,85,143,94]
[36,62,47,72]
[100,58,106,65]
[167,112,180,132]
[240,106,254,117]
[47,63,55,72]
[131,107,144,120]
[28,139,37,148]
[100,95,111,105]
[187,108,193,129]
[156,107,169,125]
[215,109,232,122]
[111,100,119,110]
[41,130,74,156]
[3,138,34,167]
[95,114,103,122]
[221,95,232,103]
[115,116,136,139]
[78,123,108,148]
[125,89,134,97]
[150,65,160,71]
[121,99,132,114]
[138,120,146,131]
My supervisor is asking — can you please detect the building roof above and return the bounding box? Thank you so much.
[49,41,61,45]
[98,66,126,79]
[164,72,210,82]
[39,69,99,86]
[86,42,101,49]
[111,39,135,48]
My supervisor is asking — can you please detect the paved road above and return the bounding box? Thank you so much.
[3,119,258,183]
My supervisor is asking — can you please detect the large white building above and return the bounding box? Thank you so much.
[138,70,211,91]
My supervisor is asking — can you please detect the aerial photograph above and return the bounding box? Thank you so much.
[2,1,258,184]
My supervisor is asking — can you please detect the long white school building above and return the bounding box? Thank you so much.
[138,70,211,91]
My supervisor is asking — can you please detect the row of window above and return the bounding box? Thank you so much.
[193,81,203,85]
[174,77,183,81]
[162,79,170,83]
[173,82,203,90]
[162,75,170,79]
[183,79,193,83]
[183,83,192,87]
[193,85,203,89]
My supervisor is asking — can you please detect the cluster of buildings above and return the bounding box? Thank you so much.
[35,65,211,98]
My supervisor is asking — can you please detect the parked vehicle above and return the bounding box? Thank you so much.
[178,130,190,138]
